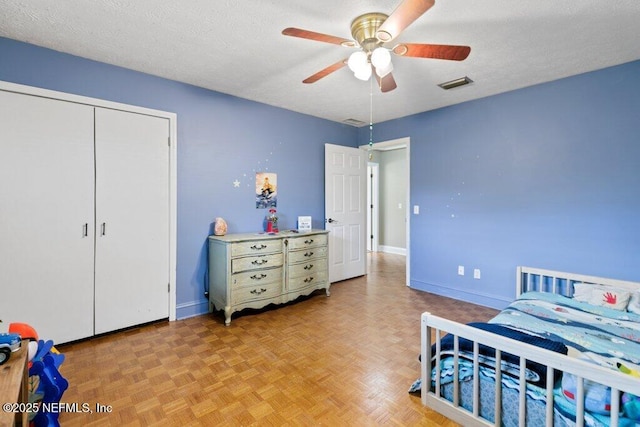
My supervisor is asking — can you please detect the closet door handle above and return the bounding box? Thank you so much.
[101,222,106,236]
[82,223,88,237]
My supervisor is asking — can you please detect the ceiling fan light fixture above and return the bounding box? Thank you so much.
[375,62,393,78]
[354,66,372,81]
[370,47,391,69]
[348,51,368,73]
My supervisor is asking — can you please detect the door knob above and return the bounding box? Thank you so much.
[326,218,337,224]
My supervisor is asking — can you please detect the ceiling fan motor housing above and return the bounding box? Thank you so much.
[350,13,388,53]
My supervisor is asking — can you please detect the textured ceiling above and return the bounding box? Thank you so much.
[1,0,640,126]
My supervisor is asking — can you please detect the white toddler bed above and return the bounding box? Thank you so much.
[420,266,640,426]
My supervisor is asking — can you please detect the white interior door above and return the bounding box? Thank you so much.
[94,108,170,334]
[0,90,95,343]
[324,143,366,282]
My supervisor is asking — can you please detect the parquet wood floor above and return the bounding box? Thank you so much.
[56,253,499,426]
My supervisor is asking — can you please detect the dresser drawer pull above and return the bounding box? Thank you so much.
[304,239,314,244]
[250,288,268,295]
[304,251,314,257]
[304,277,314,283]
[303,264,314,270]
[250,273,268,280]
[251,259,269,265]
[250,244,268,250]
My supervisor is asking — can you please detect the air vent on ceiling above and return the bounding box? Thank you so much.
[343,118,367,127]
[438,76,473,90]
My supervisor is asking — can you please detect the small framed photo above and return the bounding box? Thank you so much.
[297,216,312,232]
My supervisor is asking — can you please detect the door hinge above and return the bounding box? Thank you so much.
[168,283,170,292]
[168,137,171,147]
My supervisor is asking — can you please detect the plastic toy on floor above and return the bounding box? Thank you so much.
[29,340,68,427]
[29,340,67,426]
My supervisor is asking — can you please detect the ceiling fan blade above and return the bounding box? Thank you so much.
[282,27,355,47]
[376,0,435,43]
[374,69,398,93]
[393,43,471,61]
[303,59,348,84]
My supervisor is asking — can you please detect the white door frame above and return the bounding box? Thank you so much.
[367,162,379,252]
[0,80,178,321]
[359,137,411,286]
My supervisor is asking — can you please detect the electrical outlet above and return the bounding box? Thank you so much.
[458,265,464,276]
[474,269,481,279]
[413,205,420,215]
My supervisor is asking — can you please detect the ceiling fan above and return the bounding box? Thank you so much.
[282,0,470,93]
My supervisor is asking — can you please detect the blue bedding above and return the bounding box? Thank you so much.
[433,322,567,387]
[490,292,640,367]
[424,291,640,425]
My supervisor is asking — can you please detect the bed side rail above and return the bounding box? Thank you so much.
[421,311,640,427]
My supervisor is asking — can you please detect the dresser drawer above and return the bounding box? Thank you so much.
[232,280,281,304]
[288,260,325,279]
[288,246,327,264]
[287,234,327,250]
[232,253,283,273]
[233,266,283,287]
[231,239,282,257]
[288,270,328,292]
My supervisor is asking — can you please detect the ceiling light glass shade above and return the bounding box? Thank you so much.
[354,65,372,81]
[348,51,369,74]
[370,47,391,69]
[375,62,393,78]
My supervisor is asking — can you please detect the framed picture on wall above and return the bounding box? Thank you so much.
[256,172,277,209]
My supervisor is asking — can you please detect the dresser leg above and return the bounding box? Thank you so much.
[224,307,232,326]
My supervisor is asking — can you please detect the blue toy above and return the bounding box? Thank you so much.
[29,340,68,427]
[622,393,640,421]
[0,332,21,365]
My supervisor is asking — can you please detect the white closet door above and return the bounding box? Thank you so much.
[94,108,170,334]
[0,90,95,343]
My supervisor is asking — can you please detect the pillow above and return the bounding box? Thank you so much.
[572,283,632,311]
[628,292,640,314]
[588,286,631,311]
[572,282,594,302]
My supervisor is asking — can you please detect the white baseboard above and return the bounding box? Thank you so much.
[379,245,406,256]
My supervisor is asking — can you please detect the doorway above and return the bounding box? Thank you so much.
[361,137,410,286]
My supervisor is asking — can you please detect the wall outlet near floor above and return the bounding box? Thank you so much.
[458,265,464,276]
[474,269,481,279]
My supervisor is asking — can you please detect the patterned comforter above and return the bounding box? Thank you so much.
[490,291,640,368]
[428,291,640,426]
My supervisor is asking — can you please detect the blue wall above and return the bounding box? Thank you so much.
[0,37,357,318]
[3,36,639,316]
[361,60,640,309]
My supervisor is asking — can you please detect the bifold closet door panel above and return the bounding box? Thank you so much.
[94,108,170,334]
[0,90,95,344]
